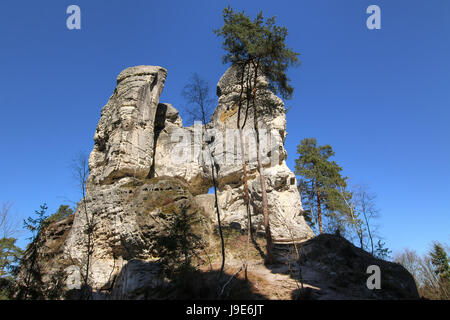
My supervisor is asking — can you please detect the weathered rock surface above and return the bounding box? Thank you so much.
[88,66,167,186]
[150,64,314,242]
[109,259,167,300]
[210,65,313,242]
[152,103,211,195]
[62,176,210,294]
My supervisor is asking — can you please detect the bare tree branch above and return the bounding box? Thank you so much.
[0,201,21,239]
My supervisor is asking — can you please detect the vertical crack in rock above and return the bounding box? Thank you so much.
[87,65,168,187]
[148,103,168,179]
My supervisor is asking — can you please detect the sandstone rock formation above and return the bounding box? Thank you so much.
[16,176,209,299]
[15,65,418,300]
[151,64,314,242]
[16,64,314,298]
[210,65,313,242]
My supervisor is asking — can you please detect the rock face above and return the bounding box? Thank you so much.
[210,65,313,241]
[152,103,211,195]
[15,65,314,299]
[276,234,420,299]
[63,176,210,295]
[15,215,74,299]
[152,64,314,242]
[88,66,167,186]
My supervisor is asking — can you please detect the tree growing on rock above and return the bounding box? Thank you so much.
[181,73,215,126]
[70,152,93,299]
[18,203,49,299]
[337,184,381,254]
[374,240,392,260]
[153,203,205,279]
[214,6,300,265]
[182,73,226,278]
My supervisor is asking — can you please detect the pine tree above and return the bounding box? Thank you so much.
[430,242,450,278]
[214,7,300,264]
[295,138,348,234]
[297,179,315,229]
[0,238,22,279]
[153,204,204,279]
[20,203,49,299]
[429,242,450,298]
[23,203,49,241]
[374,240,392,260]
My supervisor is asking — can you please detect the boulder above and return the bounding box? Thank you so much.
[285,234,420,299]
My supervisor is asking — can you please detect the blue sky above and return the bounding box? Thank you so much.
[0,0,448,256]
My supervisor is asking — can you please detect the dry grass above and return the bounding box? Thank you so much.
[191,229,309,300]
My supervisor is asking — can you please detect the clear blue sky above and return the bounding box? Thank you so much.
[0,0,448,256]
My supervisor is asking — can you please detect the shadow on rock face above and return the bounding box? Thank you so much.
[109,259,167,300]
[269,234,420,300]
[106,259,268,300]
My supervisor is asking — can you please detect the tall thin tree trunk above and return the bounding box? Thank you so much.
[237,63,251,213]
[82,183,93,300]
[236,62,253,279]
[340,186,364,248]
[196,84,226,278]
[238,126,252,280]
[315,180,323,234]
[255,121,273,264]
[361,204,374,254]
[210,158,225,277]
[250,60,273,264]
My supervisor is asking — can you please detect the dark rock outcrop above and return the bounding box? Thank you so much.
[276,234,420,299]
